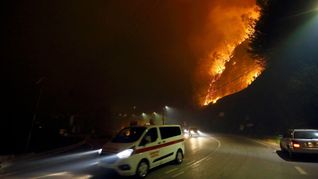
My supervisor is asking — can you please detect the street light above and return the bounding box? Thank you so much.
[162,105,170,125]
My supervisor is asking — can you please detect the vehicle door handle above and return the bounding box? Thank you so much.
[163,141,166,143]
[158,142,161,144]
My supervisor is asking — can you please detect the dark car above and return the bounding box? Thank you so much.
[280,129,318,157]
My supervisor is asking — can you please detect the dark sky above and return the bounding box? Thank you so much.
[3,0,268,114]
[3,0,318,154]
[3,0,214,113]
[3,0,317,113]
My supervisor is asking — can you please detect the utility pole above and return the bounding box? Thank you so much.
[25,77,45,152]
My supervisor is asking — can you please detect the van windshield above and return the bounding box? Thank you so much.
[112,127,146,143]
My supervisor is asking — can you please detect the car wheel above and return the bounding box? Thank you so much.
[175,150,183,164]
[280,143,286,153]
[136,160,149,178]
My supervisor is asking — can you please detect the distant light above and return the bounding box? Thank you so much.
[141,113,147,119]
[198,131,202,135]
[165,106,169,110]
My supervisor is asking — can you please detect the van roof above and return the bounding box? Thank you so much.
[130,124,181,128]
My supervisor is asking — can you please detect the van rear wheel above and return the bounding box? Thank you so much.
[136,160,149,178]
[175,150,183,164]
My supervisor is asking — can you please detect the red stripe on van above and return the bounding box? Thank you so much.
[134,138,184,154]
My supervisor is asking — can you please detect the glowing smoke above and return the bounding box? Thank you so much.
[192,0,265,106]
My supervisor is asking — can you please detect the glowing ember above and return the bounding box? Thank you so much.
[194,0,265,106]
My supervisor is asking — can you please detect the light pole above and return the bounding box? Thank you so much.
[162,106,169,125]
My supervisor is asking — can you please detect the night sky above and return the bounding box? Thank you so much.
[3,0,211,112]
[2,0,318,153]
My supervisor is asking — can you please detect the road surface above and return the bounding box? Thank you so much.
[2,133,318,178]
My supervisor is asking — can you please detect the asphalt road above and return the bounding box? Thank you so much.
[2,133,318,179]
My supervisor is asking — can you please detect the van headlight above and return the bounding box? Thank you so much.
[116,149,134,159]
[98,149,102,155]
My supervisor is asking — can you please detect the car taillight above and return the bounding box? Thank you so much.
[292,141,300,148]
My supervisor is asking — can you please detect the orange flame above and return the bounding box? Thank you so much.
[194,1,264,106]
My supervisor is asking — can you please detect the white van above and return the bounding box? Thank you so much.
[98,125,185,178]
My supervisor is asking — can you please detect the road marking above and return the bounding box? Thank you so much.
[206,157,212,161]
[294,166,307,175]
[184,136,221,170]
[171,171,185,178]
[189,155,209,167]
[213,137,222,149]
[165,168,179,174]
[186,160,195,165]
[191,163,200,169]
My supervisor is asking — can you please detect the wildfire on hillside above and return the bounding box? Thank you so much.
[193,0,265,106]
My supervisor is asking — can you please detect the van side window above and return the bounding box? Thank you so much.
[139,128,158,146]
[159,127,181,139]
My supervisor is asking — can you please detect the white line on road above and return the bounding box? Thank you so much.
[191,163,200,169]
[171,171,185,178]
[185,136,221,169]
[165,168,179,174]
[186,160,195,165]
[206,157,212,161]
[294,166,307,175]
[189,155,209,167]
[212,137,222,149]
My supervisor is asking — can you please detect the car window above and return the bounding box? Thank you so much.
[112,127,146,143]
[159,127,181,139]
[139,128,158,146]
[294,131,318,139]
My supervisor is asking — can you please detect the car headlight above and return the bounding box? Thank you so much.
[116,149,134,159]
[98,149,102,154]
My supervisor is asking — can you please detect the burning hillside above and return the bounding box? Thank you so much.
[193,0,265,106]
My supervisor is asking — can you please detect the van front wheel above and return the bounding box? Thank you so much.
[175,150,183,164]
[136,160,149,178]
